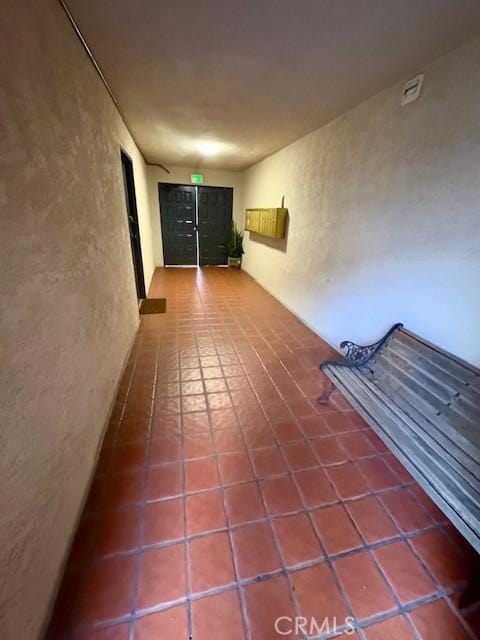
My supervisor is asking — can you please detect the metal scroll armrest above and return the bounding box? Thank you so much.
[317,323,403,403]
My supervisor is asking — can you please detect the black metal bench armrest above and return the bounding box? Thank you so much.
[320,323,403,370]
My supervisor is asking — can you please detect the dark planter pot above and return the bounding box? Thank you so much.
[228,256,242,269]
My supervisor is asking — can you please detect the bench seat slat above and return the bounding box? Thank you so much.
[324,364,480,552]
[337,367,480,512]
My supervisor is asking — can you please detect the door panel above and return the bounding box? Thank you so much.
[159,184,197,266]
[198,186,233,266]
[121,150,146,300]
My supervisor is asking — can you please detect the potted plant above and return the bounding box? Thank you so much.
[225,222,244,268]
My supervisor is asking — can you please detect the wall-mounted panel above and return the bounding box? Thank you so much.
[245,208,287,238]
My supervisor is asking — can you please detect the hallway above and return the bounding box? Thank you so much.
[47,268,477,640]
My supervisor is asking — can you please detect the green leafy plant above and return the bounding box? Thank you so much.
[224,222,244,258]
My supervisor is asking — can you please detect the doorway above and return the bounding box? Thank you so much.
[121,150,146,300]
[158,184,197,266]
[159,183,233,266]
[198,186,234,266]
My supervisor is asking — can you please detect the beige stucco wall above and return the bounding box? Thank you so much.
[1,3,479,637]
[0,2,155,639]
[147,165,244,265]
[242,38,480,366]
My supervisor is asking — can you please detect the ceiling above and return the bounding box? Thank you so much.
[67,0,480,171]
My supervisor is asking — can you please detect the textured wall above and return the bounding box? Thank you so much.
[147,165,244,265]
[243,38,480,365]
[0,2,154,638]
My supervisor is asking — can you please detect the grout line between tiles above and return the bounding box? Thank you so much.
[50,269,477,640]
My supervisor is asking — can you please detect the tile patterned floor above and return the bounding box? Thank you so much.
[46,267,479,640]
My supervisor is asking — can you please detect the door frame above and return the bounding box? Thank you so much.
[158,183,234,267]
[121,149,146,299]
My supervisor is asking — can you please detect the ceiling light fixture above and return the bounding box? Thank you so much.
[197,140,222,156]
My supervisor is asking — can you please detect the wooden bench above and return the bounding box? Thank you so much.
[319,323,480,557]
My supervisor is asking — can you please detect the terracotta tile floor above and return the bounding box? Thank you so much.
[46,267,479,639]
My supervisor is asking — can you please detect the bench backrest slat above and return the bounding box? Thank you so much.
[378,342,479,426]
[380,345,460,404]
[397,329,479,383]
[387,336,480,407]
[366,353,480,453]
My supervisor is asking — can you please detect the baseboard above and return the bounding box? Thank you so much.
[241,266,340,356]
[38,324,138,640]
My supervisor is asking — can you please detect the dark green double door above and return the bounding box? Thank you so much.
[159,184,233,266]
